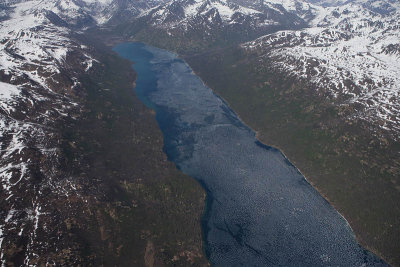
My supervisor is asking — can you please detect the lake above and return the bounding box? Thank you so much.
[113,42,387,266]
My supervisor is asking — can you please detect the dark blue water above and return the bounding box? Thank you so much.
[113,43,388,267]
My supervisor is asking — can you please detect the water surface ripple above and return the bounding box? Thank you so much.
[113,43,388,266]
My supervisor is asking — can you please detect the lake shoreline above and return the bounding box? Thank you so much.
[114,44,390,264]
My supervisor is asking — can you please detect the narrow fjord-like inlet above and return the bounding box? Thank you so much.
[113,43,388,266]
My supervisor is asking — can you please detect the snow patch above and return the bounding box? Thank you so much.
[0,82,21,114]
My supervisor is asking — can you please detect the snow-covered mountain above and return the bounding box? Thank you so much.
[137,0,306,40]
[244,0,400,136]
[0,0,105,264]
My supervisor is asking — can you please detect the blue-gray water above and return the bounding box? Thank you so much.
[113,42,388,266]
